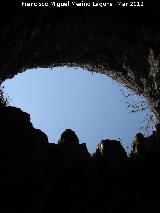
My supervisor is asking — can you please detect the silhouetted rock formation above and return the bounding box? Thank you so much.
[94,139,127,160]
[93,139,128,172]
[0,106,160,212]
[131,133,146,159]
[131,126,160,160]
[58,129,79,145]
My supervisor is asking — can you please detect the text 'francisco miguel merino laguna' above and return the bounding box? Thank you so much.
[21,2,113,7]
[21,1,144,7]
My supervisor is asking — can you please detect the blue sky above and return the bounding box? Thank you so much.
[2,67,155,154]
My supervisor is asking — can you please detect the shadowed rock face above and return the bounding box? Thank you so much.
[131,133,146,158]
[1,4,160,213]
[58,129,79,145]
[95,139,127,159]
[131,126,160,160]
[0,5,160,117]
[0,106,160,213]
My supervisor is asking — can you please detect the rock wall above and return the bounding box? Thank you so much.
[0,106,160,212]
[0,4,160,117]
[0,3,160,212]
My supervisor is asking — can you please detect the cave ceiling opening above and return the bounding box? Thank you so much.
[0,6,160,154]
[0,6,160,124]
[1,66,158,154]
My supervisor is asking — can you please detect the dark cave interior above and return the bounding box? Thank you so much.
[0,3,160,212]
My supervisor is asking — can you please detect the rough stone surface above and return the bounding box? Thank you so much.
[0,106,160,212]
[1,3,160,212]
[0,4,160,117]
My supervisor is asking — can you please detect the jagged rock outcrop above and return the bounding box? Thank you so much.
[93,139,128,172]
[94,139,127,160]
[130,133,146,158]
[0,106,160,212]
[58,129,79,145]
[131,124,160,159]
